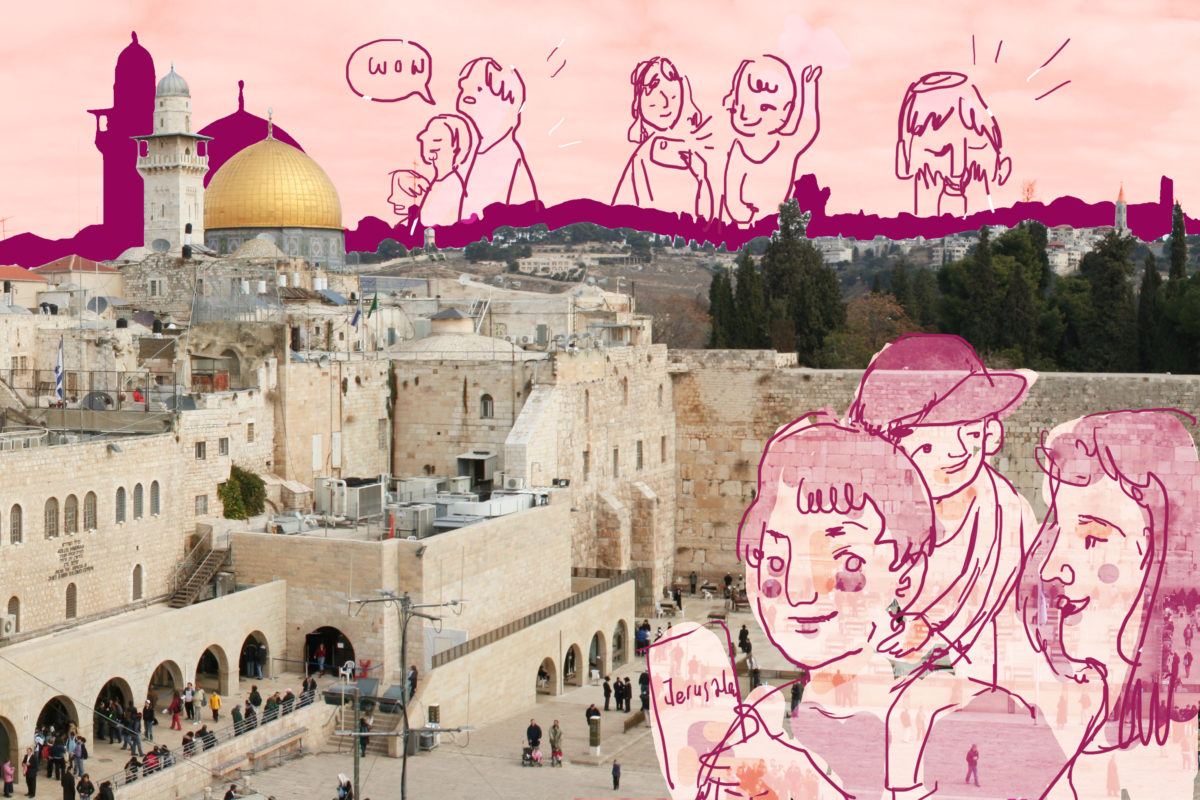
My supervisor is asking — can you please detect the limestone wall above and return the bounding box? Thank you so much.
[669,349,1200,581]
[391,358,548,477]
[0,432,186,634]
[416,579,635,729]
[276,358,390,486]
[0,582,288,766]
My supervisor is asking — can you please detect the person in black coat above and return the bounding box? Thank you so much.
[602,677,612,711]
[526,719,542,748]
[21,748,37,798]
[60,770,75,800]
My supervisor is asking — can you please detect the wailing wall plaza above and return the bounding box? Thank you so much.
[5,318,1200,796]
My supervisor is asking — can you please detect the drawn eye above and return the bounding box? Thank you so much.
[767,556,785,574]
[918,444,933,455]
[925,145,952,157]
[759,103,776,112]
[1084,535,1106,550]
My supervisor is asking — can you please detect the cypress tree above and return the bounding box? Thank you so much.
[732,249,769,348]
[707,271,735,348]
[1137,252,1164,371]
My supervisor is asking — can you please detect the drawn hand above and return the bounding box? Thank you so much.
[681,149,708,181]
[647,622,743,800]
[801,65,823,90]
[392,170,431,200]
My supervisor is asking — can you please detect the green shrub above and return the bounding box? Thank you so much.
[220,465,267,519]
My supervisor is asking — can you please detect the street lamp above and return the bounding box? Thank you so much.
[350,590,463,800]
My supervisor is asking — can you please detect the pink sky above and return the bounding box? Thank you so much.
[2,0,1198,241]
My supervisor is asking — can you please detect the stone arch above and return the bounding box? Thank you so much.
[589,630,608,679]
[195,643,233,695]
[36,695,77,733]
[147,660,184,713]
[6,596,18,633]
[612,619,629,668]
[93,677,134,723]
[305,626,355,677]
[0,715,15,771]
[536,656,558,696]
[132,564,143,601]
[240,631,270,680]
[564,643,585,687]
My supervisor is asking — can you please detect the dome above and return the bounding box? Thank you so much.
[390,332,547,361]
[156,63,190,97]
[232,237,288,260]
[205,137,342,230]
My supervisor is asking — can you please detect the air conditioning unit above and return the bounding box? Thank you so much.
[505,476,525,490]
[0,614,16,638]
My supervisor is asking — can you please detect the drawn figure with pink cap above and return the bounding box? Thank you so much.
[719,55,821,227]
[613,57,715,221]
[1020,410,1200,798]
[895,72,1011,217]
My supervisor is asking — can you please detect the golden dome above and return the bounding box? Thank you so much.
[205,137,342,230]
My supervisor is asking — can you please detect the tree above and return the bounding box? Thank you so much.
[1137,252,1164,371]
[1170,202,1188,282]
[219,465,266,520]
[890,260,915,317]
[998,261,1035,364]
[1023,221,1053,292]
[639,293,710,349]
[732,249,769,348]
[911,267,938,328]
[1078,232,1137,371]
[760,199,845,363]
[964,227,1000,353]
[818,295,921,368]
[707,271,735,348]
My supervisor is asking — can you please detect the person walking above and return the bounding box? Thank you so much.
[141,700,155,741]
[59,770,75,800]
[314,644,326,676]
[182,684,195,723]
[21,747,38,799]
[548,720,563,766]
[602,677,612,711]
[622,677,633,712]
[1,757,12,798]
[209,691,221,723]
[689,570,697,595]
[75,775,93,800]
[193,688,206,724]
[612,758,621,790]
[358,716,370,757]
[965,743,980,786]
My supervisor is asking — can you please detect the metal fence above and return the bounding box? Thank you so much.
[0,368,180,412]
[431,570,634,668]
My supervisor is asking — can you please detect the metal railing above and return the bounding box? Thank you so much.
[170,527,214,598]
[432,570,633,668]
[94,690,325,789]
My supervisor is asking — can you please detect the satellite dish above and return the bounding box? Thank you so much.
[132,310,155,328]
[458,274,470,286]
[85,296,109,315]
[151,239,171,253]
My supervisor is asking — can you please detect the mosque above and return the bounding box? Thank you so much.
[125,62,346,271]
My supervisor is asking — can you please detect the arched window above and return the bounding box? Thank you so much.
[64,495,78,534]
[6,596,18,632]
[65,583,77,619]
[480,394,494,419]
[584,390,589,419]
[150,482,161,516]
[115,488,126,525]
[10,505,22,544]
[83,492,97,531]
[622,377,629,405]
[44,498,59,539]
[133,484,144,520]
[132,564,144,601]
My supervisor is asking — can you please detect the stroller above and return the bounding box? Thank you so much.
[522,744,543,767]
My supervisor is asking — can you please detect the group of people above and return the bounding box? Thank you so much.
[12,731,109,800]
[646,333,1200,799]
[523,719,562,767]
[600,675,643,713]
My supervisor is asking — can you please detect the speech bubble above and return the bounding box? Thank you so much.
[346,39,435,104]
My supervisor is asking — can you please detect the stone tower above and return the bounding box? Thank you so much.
[1115,183,1128,233]
[134,64,212,255]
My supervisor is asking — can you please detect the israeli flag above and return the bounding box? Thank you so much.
[55,337,64,400]
[350,306,361,328]
[1037,580,1048,627]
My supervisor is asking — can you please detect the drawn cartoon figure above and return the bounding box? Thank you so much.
[388,113,473,230]
[651,417,941,800]
[612,57,714,220]
[1024,411,1200,799]
[895,72,1012,217]
[844,334,1037,798]
[455,57,537,221]
[719,56,821,227]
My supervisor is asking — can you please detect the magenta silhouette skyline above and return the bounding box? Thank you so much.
[0,32,1194,270]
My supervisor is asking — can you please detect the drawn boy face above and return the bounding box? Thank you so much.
[895,419,1000,500]
[728,61,793,137]
[418,120,453,167]
[749,483,897,670]
[456,63,515,140]
[638,64,683,133]
[909,111,995,194]
[1039,473,1148,665]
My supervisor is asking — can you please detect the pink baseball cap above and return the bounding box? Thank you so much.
[846,334,1032,431]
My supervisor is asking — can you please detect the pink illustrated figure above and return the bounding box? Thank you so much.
[719,55,821,227]
[612,57,714,221]
[1024,411,1200,799]
[455,57,537,221]
[388,113,473,231]
[895,72,1012,217]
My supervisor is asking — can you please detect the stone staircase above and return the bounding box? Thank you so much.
[168,541,229,608]
[328,698,405,757]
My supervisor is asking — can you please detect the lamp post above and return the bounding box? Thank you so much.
[350,590,462,800]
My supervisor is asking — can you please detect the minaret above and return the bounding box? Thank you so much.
[134,63,212,255]
[1115,183,1128,233]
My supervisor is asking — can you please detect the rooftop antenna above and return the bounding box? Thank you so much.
[237,80,245,112]
[267,107,274,140]
[0,216,13,240]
